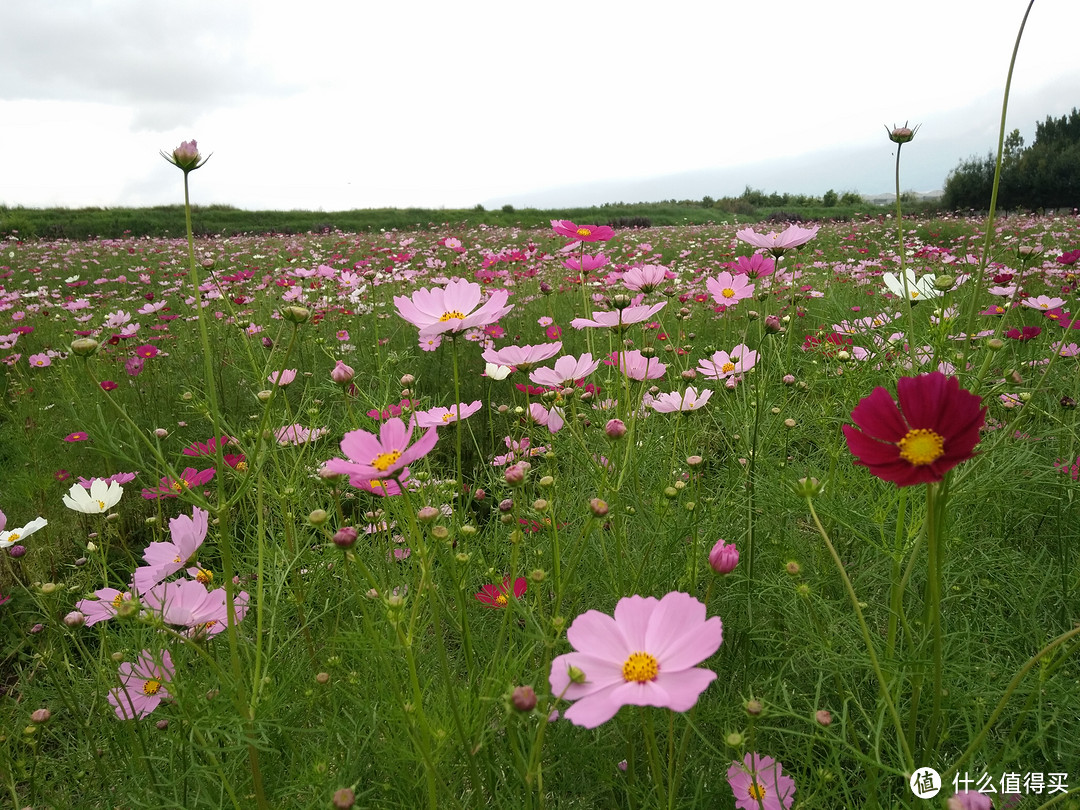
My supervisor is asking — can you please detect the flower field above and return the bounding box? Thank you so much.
[1,152,1079,808]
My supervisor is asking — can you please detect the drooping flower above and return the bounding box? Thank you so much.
[108,650,174,719]
[0,516,47,549]
[475,576,527,608]
[413,401,483,428]
[62,479,123,514]
[551,220,615,243]
[726,753,796,810]
[482,342,562,371]
[705,272,755,306]
[735,224,819,256]
[393,278,513,338]
[268,369,297,386]
[571,301,667,331]
[324,417,438,483]
[548,591,723,728]
[842,372,986,486]
[133,506,209,594]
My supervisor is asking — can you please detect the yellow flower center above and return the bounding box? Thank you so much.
[170,480,186,492]
[441,413,453,423]
[439,310,466,321]
[898,428,945,466]
[143,679,162,696]
[8,532,19,542]
[195,568,213,584]
[112,593,125,608]
[621,651,659,683]
[1040,303,1049,309]
[236,461,248,472]
[371,450,402,472]
[722,361,735,374]
[722,287,736,299]
[911,290,920,298]
[173,554,183,564]
[748,783,767,800]
[96,500,106,510]
[576,227,592,237]
[369,480,388,491]
[495,593,508,606]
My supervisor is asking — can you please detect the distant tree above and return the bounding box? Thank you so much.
[701,195,714,208]
[822,189,838,207]
[840,191,863,206]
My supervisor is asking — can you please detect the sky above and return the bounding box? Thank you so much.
[1,0,1077,212]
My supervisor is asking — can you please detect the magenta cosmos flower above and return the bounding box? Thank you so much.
[393,278,513,338]
[736,224,819,256]
[548,591,723,728]
[705,272,755,305]
[551,220,615,243]
[475,576,527,608]
[133,506,209,594]
[842,372,986,486]
[143,579,249,638]
[727,753,796,810]
[140,467,215,499]
[108,649,174,719]
[324,417,438,482]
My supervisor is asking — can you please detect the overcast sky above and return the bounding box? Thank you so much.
[1,0,1077,211]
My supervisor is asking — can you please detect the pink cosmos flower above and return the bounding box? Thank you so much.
[562,253,611,275]
[413,400,483,428]
[616,349,667,381]
[182,436,234,457]
[1022,294,1067,311]
[275,424,329,445]
[726,753,796,810]
[648,387,712,413]
[548,591,723,728]
[551,220,615,243]
[697,345,757,379]
[75,587,133,626]
[324,417,438,482]
[28,353,51,368]
[475,576,527,608]
[108,650,174,719]
[140,467,215,500]
[393,278,513,338]
[732,253,776,278]
[706,272,755,305]
[736,224,819,256]
[65,432,89,442]
[481,342,563,371]
[622,265,671,293]
[133,506,209,594]
[143,579,249,638]
[529,353,601,388]
[571,301,666,331]
[268,369,297,386]
[528,402,565,433]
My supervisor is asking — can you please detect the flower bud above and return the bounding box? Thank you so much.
[30,708,51,724]
[785,560,801,576]
[504,464,526,487]
[331,360,355,384]
[708,540,739,574]
[933,275,955,291]
[70,337,100,357]
[156,718,169,730]
[332,526,358,548]
[589,498,608,517]
[400,374,415,386]
[498,498,514,513]
[63,611,86,628]
[886,122,919,144]
[308,509,328,526]
[417,506,440,524]
[332,788,356,810]
[167,139,204,172]
[764,315,782,333]
[315,672,331,685]
[280,305,310,324]
[793,477,825,498]
[8,545,26,558]
[605,419,627,440]
[511,685,537,712]
[686,455,703,468]
[745,699,763,716]
[815,709,832,726]
[567,665,586,684]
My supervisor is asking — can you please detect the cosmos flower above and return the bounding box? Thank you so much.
[882,270,941,301]
[571,301,667,331]
[561,253,611,275]
[413,401,483,428]
[705,272,755,305]
[648,387,713,413]
[551,220,615,243]
[475,576,527,608]
[268,369,297,386]
[108,650,174,719]
[0,515,48,549]
[548,591,723,728]
[622,265,671,293]
[182,436,235,457]
[615,349,667,381]
[726,753,796,810]
[75,587,134,626]
[529,353,601,389]
[842,372,985,486]
[324,417,438,482]
[142,579,249,638]
[133,506,209,594]
[696,345,757,379]
[140,467,215,499]
[62,479,124,514]
[482,342,563,371]
[735,224,819,256]
[393,278,513,338]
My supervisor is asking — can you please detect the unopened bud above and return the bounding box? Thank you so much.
[605,419,627,440]
[589,498,609,517]
[70,337,100,357]
[63,611,86,628]
[308,509,328,526]
[280,305,310,324]
[332,788,356,810]
[332,526,358,548]
[30,708,51,724]
[511,685,537,712]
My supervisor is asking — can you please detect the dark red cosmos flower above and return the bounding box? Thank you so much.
[1006,325,1041,341]
[1056,249,1080,266]
[842,372,986,486]
[475,576,527,608]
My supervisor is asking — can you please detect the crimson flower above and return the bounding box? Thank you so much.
[475,576,527,608]
[551,220,614,243]
[842,372,985,486]
[140,467,215,499]
[1005,325,1041,341]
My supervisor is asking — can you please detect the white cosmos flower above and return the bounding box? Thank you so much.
[63,480,124,514]
[882,270,941,301]
[0,516,48,548]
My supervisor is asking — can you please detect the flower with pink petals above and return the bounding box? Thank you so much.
[1022,294,1067,311]
[529,353,601,388]
[482,342,562,371]
[622,265,671,293]
[182,436,234,457]
[947,791,993,810]
[736,224,819,256]
[562,253,611,275]
[324,417,438,483]
[143,579,249,638]
[475,576,527,608]
[726,753,796,810]
[140,467,215,499]
[133,507,209,594]
[330,360,355,384]
[697,345,757,379]
[393,278,513,338]
[648,387,712,413]
[616,349,667,381]
[706,272,755,305]
[571,301,666,331]
[551,220,614,243]
[108,650,174,719]
[414,400,482,428]
[732,253,776,278]
[268,368,297,386]
[75,587,134,626]
[548,591,723,728]
[528,402,565,433]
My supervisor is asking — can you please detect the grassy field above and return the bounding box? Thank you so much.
[1,201,1078,808]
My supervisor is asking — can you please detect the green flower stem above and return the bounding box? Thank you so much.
[923,480,947,757]
[451,336,465,494]
[804,495,914,771]
[894,141,920,370]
